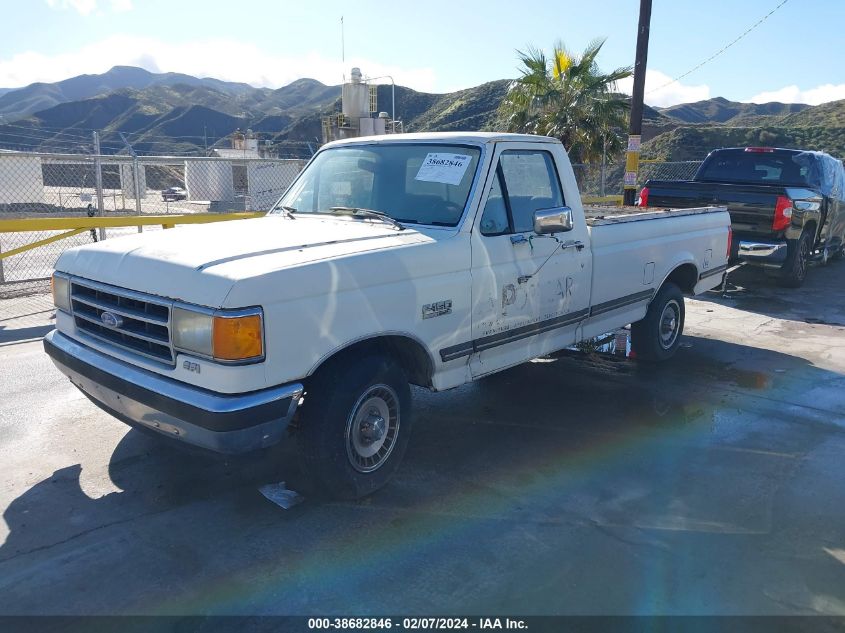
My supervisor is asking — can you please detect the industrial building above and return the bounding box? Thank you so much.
[321,68,403,144]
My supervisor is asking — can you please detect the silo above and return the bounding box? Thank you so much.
[0,154,45,204]
[119,163,147,199]
[185,160,234,202]
[342,67,369,119]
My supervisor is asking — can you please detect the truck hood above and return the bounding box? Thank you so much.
[56,215,434,306]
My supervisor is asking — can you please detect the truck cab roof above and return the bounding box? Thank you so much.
[323,132,562,148]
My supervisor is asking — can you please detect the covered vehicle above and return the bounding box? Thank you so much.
[640,147,845,286]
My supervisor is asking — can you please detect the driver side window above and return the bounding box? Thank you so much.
[479,172,509,235]
[479,150,565,236]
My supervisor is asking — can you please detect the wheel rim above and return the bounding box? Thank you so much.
[345,384,400,473]
[797,238,809,279]
[658,299,681,350]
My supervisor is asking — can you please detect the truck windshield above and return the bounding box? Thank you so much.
[696,150,812,187]
[271,143,482,227]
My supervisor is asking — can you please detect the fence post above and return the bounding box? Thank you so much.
[0,241,5,285]
[119,132,144,233]
[93,132,107,241]
[600,147,607,198]
[132,156,143,232]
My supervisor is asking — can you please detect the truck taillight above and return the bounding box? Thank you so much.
[773,195,793,231]
[637,186,649,207]
[726,226,732,259]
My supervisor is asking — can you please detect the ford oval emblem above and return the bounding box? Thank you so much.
[100,311,123,328]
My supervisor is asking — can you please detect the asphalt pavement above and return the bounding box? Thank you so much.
[0,262,844,616]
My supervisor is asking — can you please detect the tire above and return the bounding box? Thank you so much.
[295,353,412,499]
[778,230,812,287]
[631,282,685,362]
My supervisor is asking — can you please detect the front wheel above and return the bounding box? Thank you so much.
[295,353,412,499]
[631,282,685,362]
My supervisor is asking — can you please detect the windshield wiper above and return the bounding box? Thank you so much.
[328,206,406,231]
[276,205,297,220]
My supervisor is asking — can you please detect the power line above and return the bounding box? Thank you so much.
[0,123,96,141]
[647,0,790,95]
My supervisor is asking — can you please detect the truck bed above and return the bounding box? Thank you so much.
[580,202,731,343]
[583,205,726,226]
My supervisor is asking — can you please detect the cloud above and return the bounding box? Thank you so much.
[0,35,437,92]
[746,83,845,106]
[109,0,133,12]
[45,0,132,14]
[616,69,710,108]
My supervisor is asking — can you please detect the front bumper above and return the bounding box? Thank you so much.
[44,330,303,454]
[737,240,788,266]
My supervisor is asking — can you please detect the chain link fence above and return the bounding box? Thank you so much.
[1,151,703,341]
[572,160,703,198]
[0,151,307,338]
[0,152,307,219]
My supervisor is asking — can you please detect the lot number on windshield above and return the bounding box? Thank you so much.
[415,153,472,186]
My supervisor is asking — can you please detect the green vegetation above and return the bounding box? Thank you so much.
[642,121,845,161]
[496,39,632,163]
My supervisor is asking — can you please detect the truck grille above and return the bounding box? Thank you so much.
[69,279,174,364]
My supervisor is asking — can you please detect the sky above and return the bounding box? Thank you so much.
[0,0,843,107]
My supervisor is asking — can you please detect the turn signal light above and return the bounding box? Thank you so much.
[772,195,793,231]
[637,186,649,207]
[212,314,263,361]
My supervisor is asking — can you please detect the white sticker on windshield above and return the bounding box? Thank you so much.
[414,153,472,186]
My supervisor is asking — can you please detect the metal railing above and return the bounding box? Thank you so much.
[0,213,265,335]
[0,151,307,284]
[0,150,307,332]
[0,151,307,219]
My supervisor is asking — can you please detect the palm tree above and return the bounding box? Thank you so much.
[498,39,632,165]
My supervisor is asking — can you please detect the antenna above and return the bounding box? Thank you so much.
[341,16,346,82]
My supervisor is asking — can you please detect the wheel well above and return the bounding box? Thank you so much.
[803,220,818,242]
[309,336,434,388]
[664,263,698,295]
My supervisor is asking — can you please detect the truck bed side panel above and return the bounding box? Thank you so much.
[581,210,729,340]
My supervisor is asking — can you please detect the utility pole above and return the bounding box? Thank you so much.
[623,0,652,205]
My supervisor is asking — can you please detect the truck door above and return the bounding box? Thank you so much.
[466,144,591,378]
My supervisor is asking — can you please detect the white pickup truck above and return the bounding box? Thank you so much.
[45,132,731,498]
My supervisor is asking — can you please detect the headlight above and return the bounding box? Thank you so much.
[51,273,71,312]
[172,307,214,357]
[172,306,264,363]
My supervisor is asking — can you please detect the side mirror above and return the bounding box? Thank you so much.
[533,207,574,234]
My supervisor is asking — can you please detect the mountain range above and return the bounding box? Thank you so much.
[0,66,842,162]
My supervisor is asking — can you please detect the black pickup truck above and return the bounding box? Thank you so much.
[640,147,845,286]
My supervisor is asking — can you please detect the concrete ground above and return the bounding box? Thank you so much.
[0,262,844,615]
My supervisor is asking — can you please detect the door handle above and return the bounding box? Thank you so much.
[561,240,585,251]
[510,234,529,245]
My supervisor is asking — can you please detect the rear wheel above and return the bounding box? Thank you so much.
[631,282,685,362]
[295,352,412,499]
[778,230,812,287]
